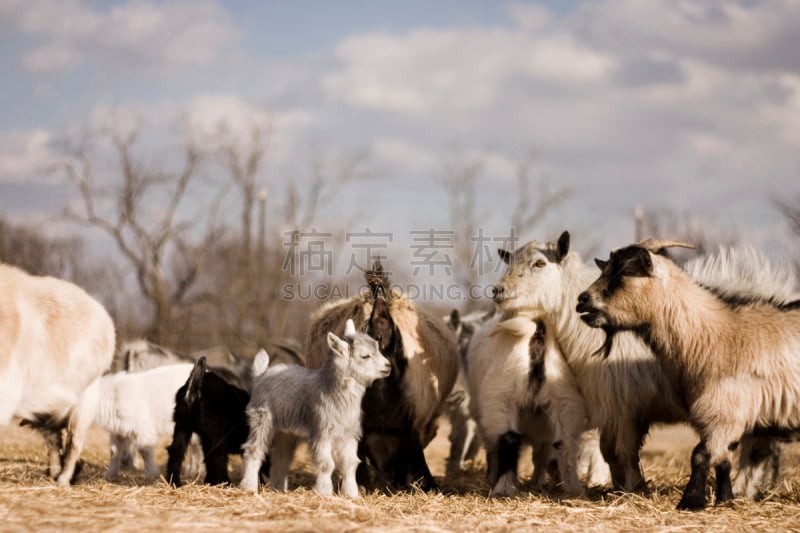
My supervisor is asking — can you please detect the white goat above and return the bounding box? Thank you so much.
[494,231,780,496]
[467,310,601,496]
[109,339,206,477]
[578,239,800,510]
[1,264,115,486]
[95,363,195,480]
[240,320,391,497]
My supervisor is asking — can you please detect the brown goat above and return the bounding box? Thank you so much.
[578,240,800,510]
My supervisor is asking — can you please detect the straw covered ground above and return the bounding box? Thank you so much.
[2,421,800,532]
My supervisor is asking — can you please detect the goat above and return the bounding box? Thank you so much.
[466,310,597,496]
[494,231,779,497]
[95,363,194,480]
[443,308,492,476]
[577,239,800,510]
[240,320,391,497]
[109,339,204,475]
[304,262,459,491]
[166,356,269,486]
[112,339,193,373]
[114,338,250,391]
[1,264,115,486]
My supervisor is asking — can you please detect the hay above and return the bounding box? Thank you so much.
[1,422,800,532]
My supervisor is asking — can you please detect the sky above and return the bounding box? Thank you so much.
[1,0,799,284]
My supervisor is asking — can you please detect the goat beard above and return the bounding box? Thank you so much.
[592,325,617,359]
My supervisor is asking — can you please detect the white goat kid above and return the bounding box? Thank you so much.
[240,320,391,497]
[0,264,115,486]
[95,363,195,480]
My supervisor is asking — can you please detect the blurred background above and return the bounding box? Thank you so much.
[0,0,798,354]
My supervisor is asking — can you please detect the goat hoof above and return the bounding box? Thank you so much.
[491,472,518,497]
[562,486,586,499]
[676,491,707,511]
[419,477,439,493]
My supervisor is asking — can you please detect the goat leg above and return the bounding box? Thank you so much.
[677,440,710,511]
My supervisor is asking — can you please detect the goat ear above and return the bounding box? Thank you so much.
[449,309,460,330]
[498,249,512,264]
[556,231,570,262]
[251,349,270,378]
[631,247,653,275]
[594,258,608,270]
[327,331,349,358]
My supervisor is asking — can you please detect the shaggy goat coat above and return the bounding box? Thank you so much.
[0,263,115,486]
[466,311,603,496]
[493,233,781,495]
[579,243,800,509]
[95,363,194,480]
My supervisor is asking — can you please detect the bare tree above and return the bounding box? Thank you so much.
[440,154,571,309]
[0,216,83,278]
[53,104,371,352]
[213,120,271,260]
[510,160,572,234]
[283,149,370,229]
[58,117,217,343]
[637,207,740,263]
[206,119,272,346]
[440,156,486,294]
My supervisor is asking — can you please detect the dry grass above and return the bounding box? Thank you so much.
[2,422,800,532]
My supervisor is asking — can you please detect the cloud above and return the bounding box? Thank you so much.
[3,0,240,75]
[323,26,615,115]
[0,129,55,182]
[184,94,313,166]
[574,0,800,74]
[371,138,437,175]
[311,1,800,258]
[1,1,799,261]
[506,2,552,32]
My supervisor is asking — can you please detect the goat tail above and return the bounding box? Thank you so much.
[185,357,207,404]
[252,349,270,378]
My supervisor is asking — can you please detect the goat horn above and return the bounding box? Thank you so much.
[636,238,695,252]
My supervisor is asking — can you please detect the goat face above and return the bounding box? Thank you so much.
[492,231,571,314]
[327,321,392,386]
[577,245,662,355]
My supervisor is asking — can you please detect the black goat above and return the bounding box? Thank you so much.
[358,286,437,491]
[166,357,268,486]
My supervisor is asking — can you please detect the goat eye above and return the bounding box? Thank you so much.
[361,354,371,359]
[533,260,546,269]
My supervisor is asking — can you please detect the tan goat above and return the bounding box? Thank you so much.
[577,240,800,510]
[0,264,115,486]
